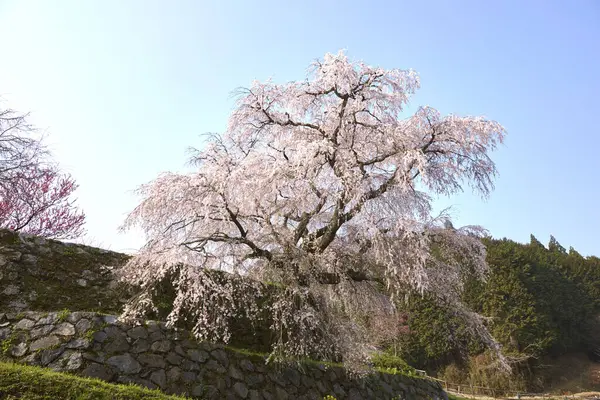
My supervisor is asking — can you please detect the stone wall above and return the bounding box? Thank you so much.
[0,311,447,400]
[0,229,130,314]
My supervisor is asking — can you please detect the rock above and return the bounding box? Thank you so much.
[30,325,54,339]
[229,365,244,381]
[103,327,130,353]
[75,318,92,333]
[36,313,59,326]
[174,345,186,356]
[165,351,183,365]
[82,363,115,381]
[65,352,83,370]
[82,351,104,363]
[131,339,150,353]
[53,322,75,336]
[239,359,255,372]
[248,390,261,400]
[193,384,209,397]
[151,340,171,353]
[187,349,209,362]
[102,315,117,325]
[103,336,130,353]
[150,369,167,388]
[205,359,225,374]
[333,383,346,398]
[182,371,196,383]
[167,366,182,382]
[283,368,301,387]
[81,269,95,279]
[149,330,166,342]
[0,328,10,340]
[92,331,107,343]
[76,279,87,287]
[137,353,166,368]
[181,359,201,372]
[66,338,91,349]
[245,373,264,388]
[274,386,289,400]
[30,335,61,351]
[14,318,35,330]
[107,354,141,374]
[211,349,229,368]
[127,326,148,339]
[9,342,28,357]
[117,376,155,390]
[233,382,249,399]
[40,347,65,365]
[3,284,20,296]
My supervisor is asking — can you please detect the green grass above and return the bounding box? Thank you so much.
[0,361,188,400]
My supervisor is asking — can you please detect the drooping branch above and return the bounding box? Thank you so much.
[121,50,506,370]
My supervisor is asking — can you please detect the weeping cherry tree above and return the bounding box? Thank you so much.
[121,51,506,369]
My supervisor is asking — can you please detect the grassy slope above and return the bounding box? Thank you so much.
[0,361,188,400]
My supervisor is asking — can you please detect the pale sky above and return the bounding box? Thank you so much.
[0,0,598,256]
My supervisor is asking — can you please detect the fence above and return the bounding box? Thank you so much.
[426,376,599,400]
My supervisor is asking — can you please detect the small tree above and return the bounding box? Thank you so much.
[0,106,45,177]
[0,166,85,239]
[0,104,85,239]
[121,51,506,368]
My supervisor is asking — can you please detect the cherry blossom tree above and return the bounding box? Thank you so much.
[121,51,507,369]
[0,104,85,239]
[0,106,45,177]
[0,166,85,239]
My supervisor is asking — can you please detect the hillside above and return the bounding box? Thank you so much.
[0,361,187,400]
[3,226,599,397]
[391,236,600,393]
[0,229,447,400]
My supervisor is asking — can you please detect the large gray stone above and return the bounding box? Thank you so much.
[30,325,54,339]
[3,284,20,296]
[127,326,148,339]
[40,347,65,365]
[107,354,141,374]
[211,349,229,368]
[239,359,255,372]
[131,339,150,353]
[166,366,182,382]
[151,339,171,353]
[233,381,249,399]
[53,322,75,336]
[187,349,209,362]
[182,371,196,383]
[165,351,183,365]
[65,352,83,371]
[13,318,35,330]
[36,313,59,325]
[9,342,28,357]
[0,328,10,340]
[150,369,167,388]
[229,365,244,381]
[75,318,92,333]
[66,338,91,349]
[137,353,166,368]
[30,335,61,351]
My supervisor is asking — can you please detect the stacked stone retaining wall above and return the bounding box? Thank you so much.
[0,311,447,400]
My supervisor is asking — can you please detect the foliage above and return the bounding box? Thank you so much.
[121,50,506,369]
[396,234,600,391]
[0,104,85,239]
[370,352,417,375]
[0,361,187,399]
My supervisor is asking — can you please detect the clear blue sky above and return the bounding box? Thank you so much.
[0,0,598,255]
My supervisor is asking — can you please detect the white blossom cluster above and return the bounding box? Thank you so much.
[119,51,506,370]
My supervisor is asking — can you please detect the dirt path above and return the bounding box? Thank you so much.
[447,390,600,400]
